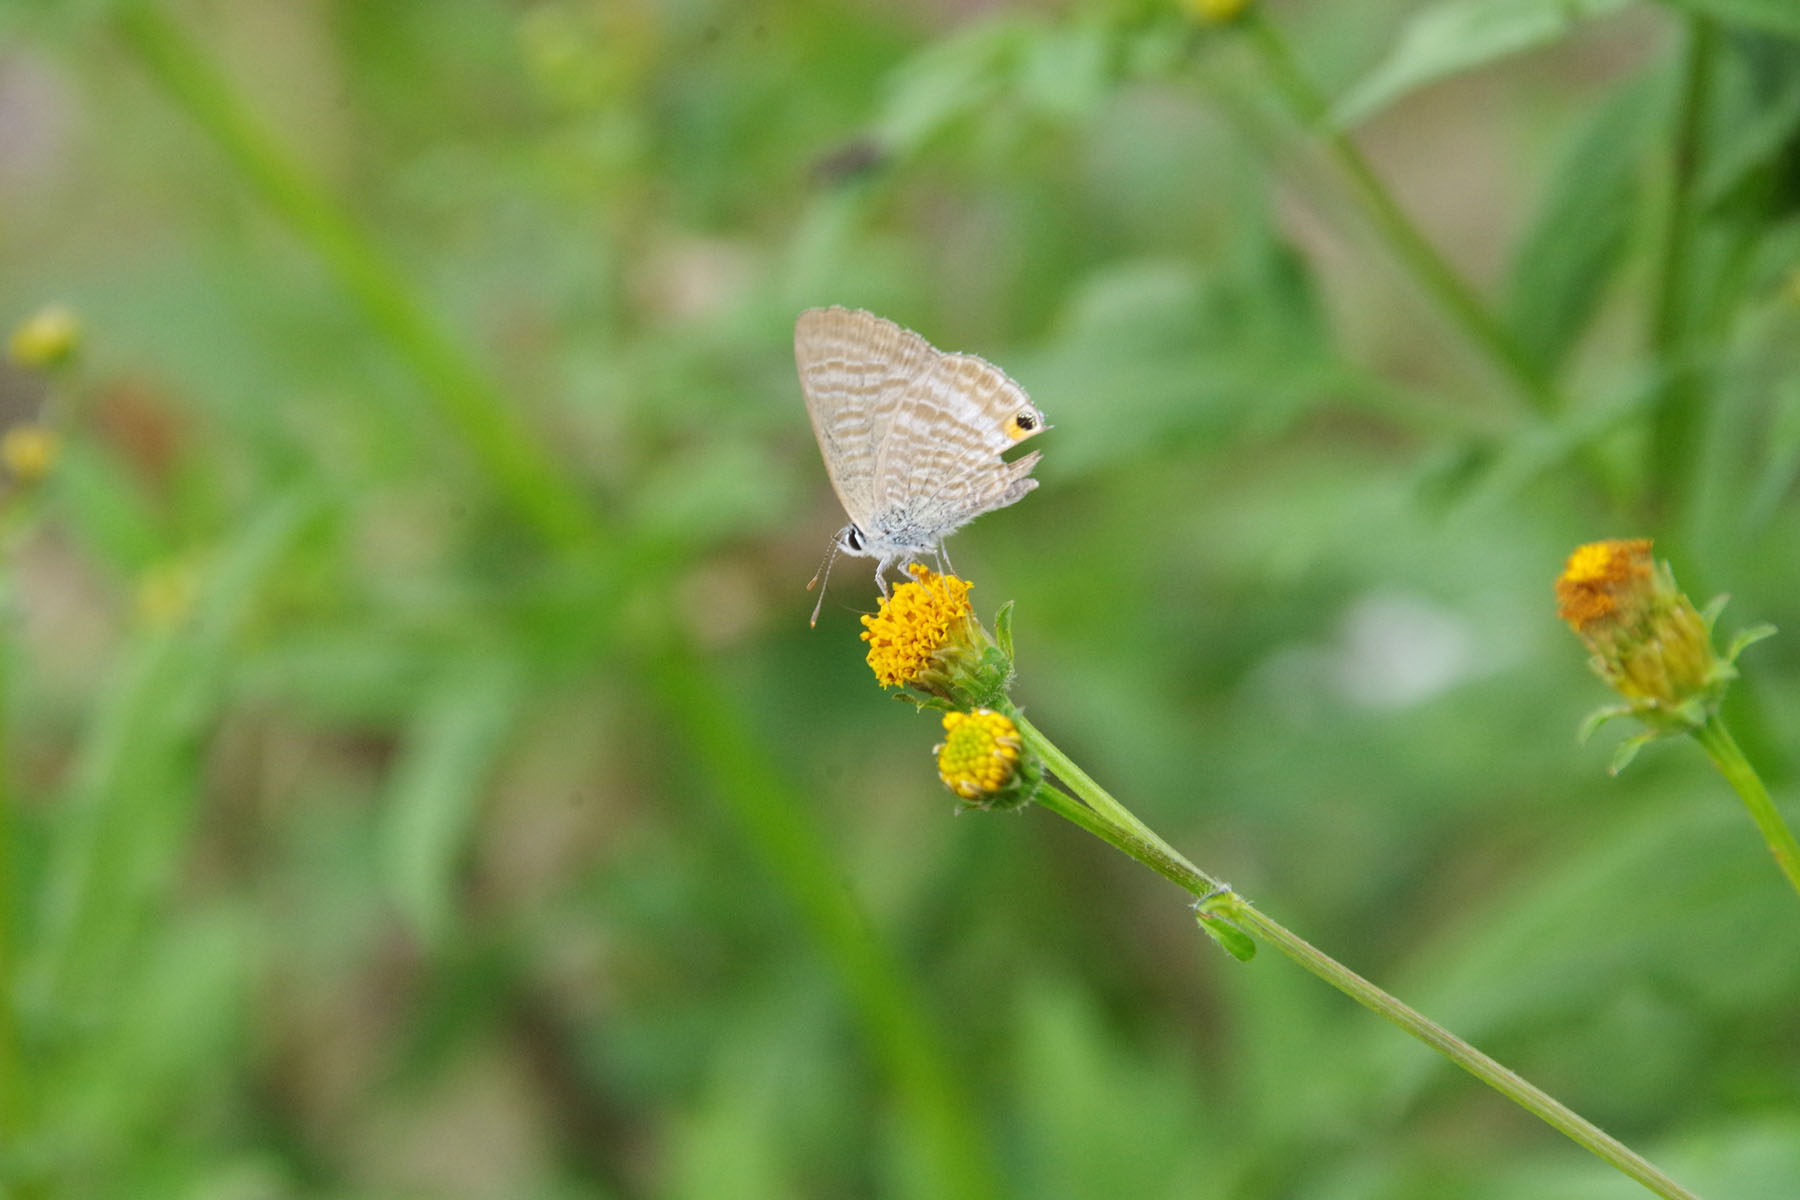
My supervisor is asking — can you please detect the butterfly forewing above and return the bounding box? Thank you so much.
[795,307,936,530]
[796,306,1048,558]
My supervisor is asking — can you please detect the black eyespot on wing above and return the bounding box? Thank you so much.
[1014,411,1036,431]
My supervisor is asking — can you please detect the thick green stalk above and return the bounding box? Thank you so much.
[1239,10,1560,416]
[113,4,604,552]
[1015,719,1702,1200]
[1693,715,1800,900]
[1646,17,1718,520]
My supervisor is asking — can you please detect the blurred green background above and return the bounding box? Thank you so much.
[3,0,1800,1196]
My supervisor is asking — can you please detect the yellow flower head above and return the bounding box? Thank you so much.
[8,304,80,370]
[936,708,1025,805]
[861,565,976,689]
[1556,538,1654,634]
[1,424,60,485]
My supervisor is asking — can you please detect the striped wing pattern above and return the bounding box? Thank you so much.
[795,306,1045,555]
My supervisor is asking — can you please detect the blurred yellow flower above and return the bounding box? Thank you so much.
[137,561,199,631]
[1,424,61,484]
[936,708,1023,801]
[1186,0,1249,23]
[8,304,80,369]
[861,565,975,689]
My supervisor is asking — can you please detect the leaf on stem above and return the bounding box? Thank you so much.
[1195,902,1257,961]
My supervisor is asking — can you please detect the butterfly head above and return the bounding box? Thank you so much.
[838,523,875,555]
[807,523,871,627]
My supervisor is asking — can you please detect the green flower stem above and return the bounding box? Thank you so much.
[1010,712,1222,893]
[1646,15,1718,518]
[1238,10,1559,417]
[114,4,605,553]
[1014,719,1702,1200]
[1694,714,1800,900]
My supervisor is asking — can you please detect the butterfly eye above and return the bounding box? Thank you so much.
[1004,410,1041,440]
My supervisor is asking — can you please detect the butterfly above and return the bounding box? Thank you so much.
[795,306,1049,624]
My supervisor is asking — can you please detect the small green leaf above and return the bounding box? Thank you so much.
[1700,593,1732,629]
[995,600,1017,662]
[1195,909,1257,962]
[1579,704,1635,744]
[1334,0,1635,128]
[1610,731,1658,775]
[1726,623,1778,662]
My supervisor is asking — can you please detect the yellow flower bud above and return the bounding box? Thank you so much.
[936,708,1027,807]
[8,304,80,370]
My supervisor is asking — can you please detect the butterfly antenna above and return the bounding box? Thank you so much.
[807,538,841,627]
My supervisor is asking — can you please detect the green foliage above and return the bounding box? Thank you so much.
[1503,81,1655,374]
[1333,0,1636,128]
[3,0,1800,1197]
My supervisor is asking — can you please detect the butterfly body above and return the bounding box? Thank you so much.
[795,306,1048,603]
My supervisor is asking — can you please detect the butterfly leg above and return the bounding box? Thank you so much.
[933,544,957,578]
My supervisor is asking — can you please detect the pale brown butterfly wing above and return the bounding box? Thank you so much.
[795,306,1046,556]
[794,306,935,532]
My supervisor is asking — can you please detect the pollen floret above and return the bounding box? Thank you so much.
[936,708,1025,805]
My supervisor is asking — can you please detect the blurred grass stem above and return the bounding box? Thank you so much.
[0,514,44,1200]
[1239,11,1560,417]
[1693,715,1800,900]
[1646,17,1718,519]
[0,592,26,1186]
[656,657,1004,1200]
[113,4,605,552]
[1015,716,1702,1200]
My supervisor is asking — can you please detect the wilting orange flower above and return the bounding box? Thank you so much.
[1555,539,1654,635]
[1554,540,1773,767]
